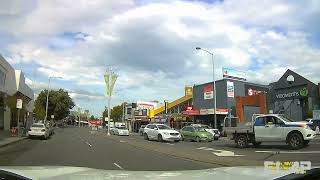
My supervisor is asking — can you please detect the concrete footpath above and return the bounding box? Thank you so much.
[0,130,27,148]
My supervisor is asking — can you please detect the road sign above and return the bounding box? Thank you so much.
[16,99,22,109]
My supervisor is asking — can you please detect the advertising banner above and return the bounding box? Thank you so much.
[227,81,234,98]
[223,67,246,81]
[204,84,214,99]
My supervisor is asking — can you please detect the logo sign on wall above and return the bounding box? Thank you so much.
[223,67,246,81]
[227,81,234,98]
[275,87,308,100]
[203,84,214,99]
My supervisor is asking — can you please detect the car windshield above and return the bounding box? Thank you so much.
[31,124,44,128]
[157,125,171,130]
[194,127,206,132]
[278,114,295,122]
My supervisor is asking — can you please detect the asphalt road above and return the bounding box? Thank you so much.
[1,126,320,171]
[0,127,216,171]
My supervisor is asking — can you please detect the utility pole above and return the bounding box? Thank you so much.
[78,107,81,127]
[104,67,118,135]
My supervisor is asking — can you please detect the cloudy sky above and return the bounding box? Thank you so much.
[0,0,319,116]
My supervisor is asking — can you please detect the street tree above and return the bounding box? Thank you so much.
[33,89,75,121]
[90,115,95,120]
[111,104,124,122]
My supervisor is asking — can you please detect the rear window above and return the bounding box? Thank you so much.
[194,127,206,132]
[32,124,44,128]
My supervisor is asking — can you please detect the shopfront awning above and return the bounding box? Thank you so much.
[199,108,229,115]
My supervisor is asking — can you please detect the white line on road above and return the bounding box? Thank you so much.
[85,142,92,147]
[255,150,320,154]
[196,147,208,150]
[165,143,174,146]
[279,151,320,154]
[120,140,126,143]
[114,163,124,170]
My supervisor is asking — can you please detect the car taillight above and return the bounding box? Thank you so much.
[41,129,46,132]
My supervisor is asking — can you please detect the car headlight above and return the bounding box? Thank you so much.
[163,132,170,135]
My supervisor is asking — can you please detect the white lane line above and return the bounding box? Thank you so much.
[85,141,92,147]
[202,148,215,151]
[255,150,320,154]
[114,163,124,170]
[255,150,275,153]
[196,147,208,150]
[279,151,320,154]
[165,143,174,146]
[120,140,126,143]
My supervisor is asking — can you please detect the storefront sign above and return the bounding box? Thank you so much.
[182,110,200,115]
[200,108,229,115]
[244,85,268,96]
[227,81,234,98]
[223,67,246,81]
[204,84,214,99]
[16,99,22,109]
[275,87,308,100]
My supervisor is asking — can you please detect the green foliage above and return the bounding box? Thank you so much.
[4,95,29,115]
[111,104,124,122]
[306,110,313,118]
[33,89,75,120]
[102,106,108,119]
[90,115,95,120]
[102,104,124,122]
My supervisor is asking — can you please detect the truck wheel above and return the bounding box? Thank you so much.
[144,133,149,140]
[236,135,248,148]
[288,133,303,150]
[252,142,261,147]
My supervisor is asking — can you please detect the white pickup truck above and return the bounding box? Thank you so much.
[223,114,316,149]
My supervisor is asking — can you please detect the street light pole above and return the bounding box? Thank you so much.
[44,76,62,124]
[196,47,217,129]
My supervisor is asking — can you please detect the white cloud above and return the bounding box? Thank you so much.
[1,0,320,115]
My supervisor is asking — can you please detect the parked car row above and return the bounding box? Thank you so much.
[28,122,55,140]
[141,123,221,143]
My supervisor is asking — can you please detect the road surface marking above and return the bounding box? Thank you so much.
[279,151,320,154]
[165,143,174,146]
[255,150,275,153]
[197,147,244,156]
[85,142,92,147]
[196,147,208,150]
[212,151,245,157]
[120,140,126,143]
[255,150,320,154]
[114,163,124,170]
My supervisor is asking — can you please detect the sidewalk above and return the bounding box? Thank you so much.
[0,130,27,148]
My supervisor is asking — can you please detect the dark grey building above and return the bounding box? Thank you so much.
[268,69,320,121]
[193,79,269,129]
